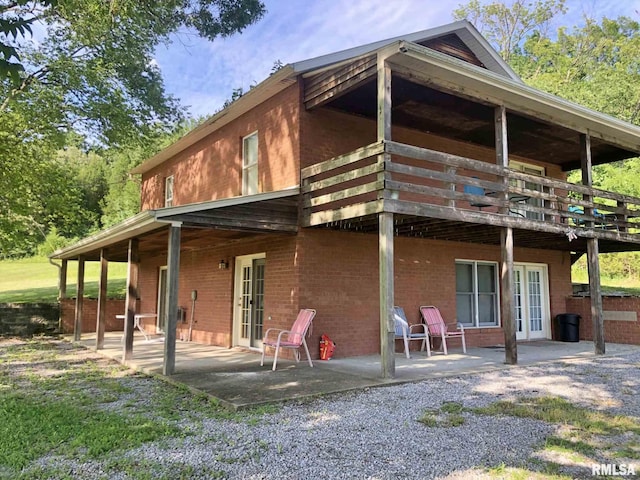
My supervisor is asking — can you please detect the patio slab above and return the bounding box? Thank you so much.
[70,333,640,410]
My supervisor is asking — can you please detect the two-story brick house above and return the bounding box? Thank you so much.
[53,21,640,377]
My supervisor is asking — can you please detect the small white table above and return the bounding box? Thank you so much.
[116,313,157,341]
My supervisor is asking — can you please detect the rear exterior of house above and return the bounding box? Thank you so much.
[53,21,640,376]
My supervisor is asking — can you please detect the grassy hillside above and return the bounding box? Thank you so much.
[0,257,127,303]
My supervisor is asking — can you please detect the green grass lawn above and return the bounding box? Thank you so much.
[0,257,127,303]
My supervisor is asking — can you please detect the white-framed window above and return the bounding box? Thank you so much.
[456,260,499,328]
[510,160,545,220]
[242,132,258,195]
[164,175,174,207]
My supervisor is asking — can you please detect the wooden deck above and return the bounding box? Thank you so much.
[301,140,640,253]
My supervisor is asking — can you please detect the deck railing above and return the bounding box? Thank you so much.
[301,140,640,241]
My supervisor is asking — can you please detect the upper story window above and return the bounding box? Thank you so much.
[242,132,258,196]
[165,175,174,207]
[509,161,545,220]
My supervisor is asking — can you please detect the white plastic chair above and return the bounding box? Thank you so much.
[393,306,430,358]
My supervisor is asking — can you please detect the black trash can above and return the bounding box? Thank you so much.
[555,313,581,342]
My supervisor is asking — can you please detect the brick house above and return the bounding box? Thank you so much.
[52,21,640,377]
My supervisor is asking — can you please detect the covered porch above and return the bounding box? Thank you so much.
[71,332,640,410]
[301,38,640,377]
[51,189,299,376]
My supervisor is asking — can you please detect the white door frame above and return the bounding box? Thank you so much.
[157,266,167,333]
[233,253,266,349]
[514,263,550,340]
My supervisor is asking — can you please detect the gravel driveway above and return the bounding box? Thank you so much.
[5,339,640,479]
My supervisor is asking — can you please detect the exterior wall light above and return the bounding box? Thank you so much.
[218,259,229,270]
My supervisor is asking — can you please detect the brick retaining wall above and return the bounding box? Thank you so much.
[565,296,640,345]
[59,298,126,334]
[0,303,59,335]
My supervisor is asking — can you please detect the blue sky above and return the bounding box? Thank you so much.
[154,0,640,119]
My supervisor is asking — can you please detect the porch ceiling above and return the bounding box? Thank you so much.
[324,75,636,171]
[310,214,640,254]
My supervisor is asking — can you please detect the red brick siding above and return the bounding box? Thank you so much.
[60,298,126,334]
[566,296,640,344]
[140,83,301,210]
[297,229,572,357]
[300,106,565,182]
[137,232,300,350]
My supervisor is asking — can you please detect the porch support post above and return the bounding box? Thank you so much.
[377,52,395,379]
[59,259,67,300]
[96,248,108,350]
[500,228,517,364]
[123,239,139,362]
[379,212,395,378]
[163,223,181,376]
[73,256,85,341]
[495,105,517,364]
[581,133,605,354]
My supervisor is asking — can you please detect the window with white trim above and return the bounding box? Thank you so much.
[456,260,499,327]
[242,132,258,195]
[164,175,174,207]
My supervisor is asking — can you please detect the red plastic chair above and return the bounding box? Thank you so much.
[419,306,466,355]
[261,309,316,371]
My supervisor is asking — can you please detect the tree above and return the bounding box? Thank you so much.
[453,0,566,62]
[0,0,266,257]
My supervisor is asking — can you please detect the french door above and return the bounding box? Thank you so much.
[233,254,265,349]
[514,264,549,340]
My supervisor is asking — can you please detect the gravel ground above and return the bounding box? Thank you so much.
[6,340,640,479]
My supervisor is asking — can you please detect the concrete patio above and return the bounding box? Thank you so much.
[71,332,640,410]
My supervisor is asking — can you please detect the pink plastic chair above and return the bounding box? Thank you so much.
[261,309,316,371]
[419,306,466,355]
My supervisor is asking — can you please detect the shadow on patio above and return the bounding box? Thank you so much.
[70,333,639,410]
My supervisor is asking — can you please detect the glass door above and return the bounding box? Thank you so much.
[513,264,548,340]
[234,254,265,348]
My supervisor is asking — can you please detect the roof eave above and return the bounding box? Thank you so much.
[49,211,161,260]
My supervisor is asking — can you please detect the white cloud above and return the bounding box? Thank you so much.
[154,0,640,118]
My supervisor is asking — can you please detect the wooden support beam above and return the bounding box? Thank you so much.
[580,133,594,227]
[123,239,139,362]
[96,249,108,350]
[73,256,85,342]
[501,227,517,364]
[377,54,395,379]
[58,259,67,333]
[581,133,605,355]
[379,212,395,378]
[495,106,509,213]
[496,105,517,364]
[59,259,67,300]
[163,224,181,376]
[587,238,605,354]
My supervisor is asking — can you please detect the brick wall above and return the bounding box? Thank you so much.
[566,296,640,345]
[138,231,300,349]
[297,229,572,357]
[140,83,301,210]
[299,105,566,183]
[60,298,126,334]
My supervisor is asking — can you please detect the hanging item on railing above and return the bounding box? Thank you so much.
[566,229,577,242]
